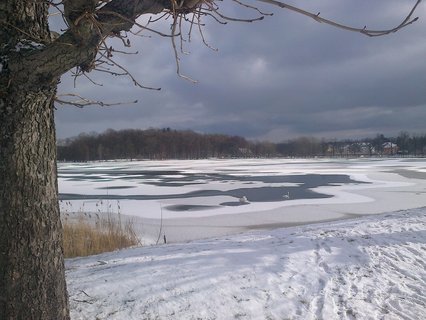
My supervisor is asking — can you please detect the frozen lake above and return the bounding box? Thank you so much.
[58,158,426,243]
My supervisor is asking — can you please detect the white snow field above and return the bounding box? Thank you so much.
[67,208,426,320]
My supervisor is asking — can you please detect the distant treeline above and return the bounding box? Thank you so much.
[57,128,270,161]
[57,129,426,161]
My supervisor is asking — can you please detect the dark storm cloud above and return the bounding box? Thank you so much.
[55,0,426,141]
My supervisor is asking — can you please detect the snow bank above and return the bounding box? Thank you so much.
[67,207,426,320]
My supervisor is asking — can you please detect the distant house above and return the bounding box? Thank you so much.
[325,142,374,157]
[382,142,398,155]
[338,142,373,156]
[357,142,374,156]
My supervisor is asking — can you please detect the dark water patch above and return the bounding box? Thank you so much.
[60,186,330,203]
[97,186,136,190]
[393,169,426,180]
[220,201,250,207]
[144,173,365,188]
[65,177,114,182]
[144,182,206,187]
[59,174,367,207]
[143,173,224,186]
[225,186,329,203]
[166,205,219,211]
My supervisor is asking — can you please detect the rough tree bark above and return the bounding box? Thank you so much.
[0,88,69,320]
[0,1,70,319]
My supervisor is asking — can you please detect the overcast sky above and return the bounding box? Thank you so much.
[54,0,426,142]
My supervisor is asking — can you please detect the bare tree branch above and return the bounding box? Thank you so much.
[256,0,422,37]
[55,93,138,108]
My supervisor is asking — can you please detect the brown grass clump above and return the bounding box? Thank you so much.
[62,213,140,258]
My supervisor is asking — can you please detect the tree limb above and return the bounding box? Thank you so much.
[55,93,138,108]
[256,0,422,37]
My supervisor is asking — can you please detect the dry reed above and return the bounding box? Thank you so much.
[62,213,139,258]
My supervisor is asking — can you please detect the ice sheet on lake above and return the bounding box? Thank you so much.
[59,158,426,243]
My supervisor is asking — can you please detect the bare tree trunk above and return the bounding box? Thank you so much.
[0,1,69,318]
[0,87,70,319]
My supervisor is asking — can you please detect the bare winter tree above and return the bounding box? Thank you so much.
[0,0,422,319]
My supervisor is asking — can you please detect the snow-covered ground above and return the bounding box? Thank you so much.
[67,207,426,320]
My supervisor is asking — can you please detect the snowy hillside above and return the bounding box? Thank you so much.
[67,208,426,320]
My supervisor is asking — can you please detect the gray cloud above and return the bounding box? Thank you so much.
[55,0,426,142]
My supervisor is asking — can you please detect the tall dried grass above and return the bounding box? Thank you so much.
[62,213,140,258]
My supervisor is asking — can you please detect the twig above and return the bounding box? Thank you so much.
[96,48,161,90]
[72,299,94,304]
[81,290,91,298]
[170,14,198,83]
